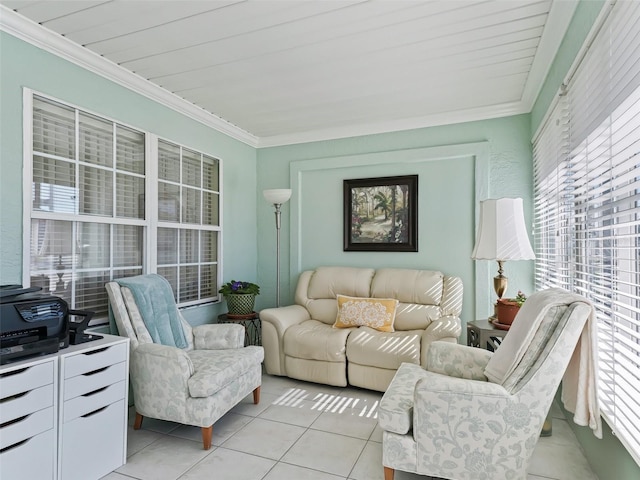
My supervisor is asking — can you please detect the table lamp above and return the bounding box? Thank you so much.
[471,198,535,316]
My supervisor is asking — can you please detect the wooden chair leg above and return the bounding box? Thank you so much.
[383,466,395,480]
[253,386,261,404]
[133,412,143,430]
[201,425,213,450]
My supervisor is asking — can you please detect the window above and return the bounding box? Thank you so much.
[156,140,220,305]
[25,92,222,321]
[533,1,640,464]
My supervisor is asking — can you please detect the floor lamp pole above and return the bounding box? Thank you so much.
[263,188,292,308]
[274,202,283,307]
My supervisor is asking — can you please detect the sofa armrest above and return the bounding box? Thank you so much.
[420,314,462,367]
[193,324,244,350]
[260,305,311,375]
[426,341,492,381]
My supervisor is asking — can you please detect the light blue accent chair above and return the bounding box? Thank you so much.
[106,275,263,450]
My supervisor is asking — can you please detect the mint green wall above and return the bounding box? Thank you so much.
[534,1,640,477]
[256,114,535,331]
[0,32,257,325]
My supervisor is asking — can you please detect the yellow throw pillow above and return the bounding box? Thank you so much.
[334,295,399,332]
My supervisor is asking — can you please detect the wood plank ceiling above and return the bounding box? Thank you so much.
[1,1,575,146]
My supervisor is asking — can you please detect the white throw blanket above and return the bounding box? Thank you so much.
[484,288,602,438]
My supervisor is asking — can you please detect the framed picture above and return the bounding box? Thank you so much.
[344,175,418,252]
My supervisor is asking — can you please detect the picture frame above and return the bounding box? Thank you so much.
[343,175,418,252]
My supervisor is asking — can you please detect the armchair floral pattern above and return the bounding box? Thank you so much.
[379,292,594,480]
[106,277,264,450]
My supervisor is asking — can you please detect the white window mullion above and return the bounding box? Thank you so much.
[147,134,158,273]
[22,89,34,287]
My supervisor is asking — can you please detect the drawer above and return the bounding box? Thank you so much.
[63,380,126,423]
[60,399,126,480]
[0,428,55,480]
[0,361,54,399]
[0,383,54,424]
[0,406,54,450]
[64,361,127,401]
[64,342,128,379]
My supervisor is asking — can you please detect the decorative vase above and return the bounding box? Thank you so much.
[496,298,521,326]
[225,293,256,317]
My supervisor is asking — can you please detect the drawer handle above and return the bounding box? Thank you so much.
[0,390,28,403]
[83,366,109,377]
[0,414,28,429]
[82,406,108,418]
[0,367,29,378]
[0,437,30,454]
[82,386,108,397]
[83,347,109,356]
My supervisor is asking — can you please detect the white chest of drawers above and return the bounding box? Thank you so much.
[0,356,58,480]
[0,334,129,480]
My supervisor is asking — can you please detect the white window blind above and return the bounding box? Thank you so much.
[26,93,223,319]
[157,139,220,306]
[533,0,640,464]
[29,95,145,319]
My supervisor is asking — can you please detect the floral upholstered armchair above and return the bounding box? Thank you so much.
[378,288,601,480]
[106,274,264,450]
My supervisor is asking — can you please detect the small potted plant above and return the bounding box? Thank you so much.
[496,291,527,326]
[219,280,260,317]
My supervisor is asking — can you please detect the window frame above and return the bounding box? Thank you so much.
[22,89,223,321]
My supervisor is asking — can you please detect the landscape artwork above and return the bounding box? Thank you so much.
[343,175,418,252]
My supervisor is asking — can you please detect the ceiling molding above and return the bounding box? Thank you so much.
[0,5,259,147]
[257,101,528,148]
[520,0,579,110]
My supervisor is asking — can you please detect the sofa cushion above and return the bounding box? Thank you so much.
[334,295,399,332]
[372,269,444,305]
[347,326,421,369]
[284,320,352,362]
[307,266,374,299]
[395,303,442,331]
[187,346,263,398]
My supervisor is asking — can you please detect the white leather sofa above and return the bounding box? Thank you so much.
[260,266,463,392]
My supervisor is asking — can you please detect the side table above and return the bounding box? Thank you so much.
[467,319,508,352]
[467,319,553,436]
[218,313,261,346]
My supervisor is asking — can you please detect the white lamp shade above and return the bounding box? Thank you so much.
[263,189,292,205]
[471,198,535,261]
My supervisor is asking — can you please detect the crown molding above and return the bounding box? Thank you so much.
[520,0,579,111]
[0,5,259,147]
[256,101,528,148]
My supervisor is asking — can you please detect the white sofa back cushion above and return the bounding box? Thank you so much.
[372,269,444,331]
[302,267,375,325]
[371,269,443,304]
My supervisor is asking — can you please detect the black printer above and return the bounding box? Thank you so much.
[0,285,69,365]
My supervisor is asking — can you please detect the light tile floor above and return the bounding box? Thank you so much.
[102,374,599,480]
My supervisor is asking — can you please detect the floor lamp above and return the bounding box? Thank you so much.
[263,189,292,307]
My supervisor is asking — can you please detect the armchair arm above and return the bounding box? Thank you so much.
[193,324,244,350]
[260,305,311,375]
[129,343,193,419]
[421,314,462,367]
[426,341,492,381]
